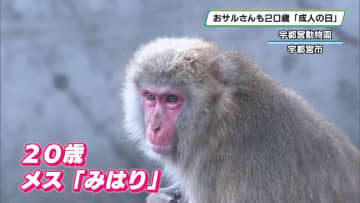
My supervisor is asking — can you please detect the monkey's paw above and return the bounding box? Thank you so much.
[146,190,185,203]
[146,193,174,203]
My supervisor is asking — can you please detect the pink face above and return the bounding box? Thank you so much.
[141,87,185,154]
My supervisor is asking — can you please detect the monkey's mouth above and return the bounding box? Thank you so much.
[150,143,173,154]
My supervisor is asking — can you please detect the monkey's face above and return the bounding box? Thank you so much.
[140,87,185,154]
[123,38,223,159]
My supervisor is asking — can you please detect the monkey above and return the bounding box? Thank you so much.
[122,37,360,203]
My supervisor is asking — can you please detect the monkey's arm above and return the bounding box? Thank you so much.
[146,184,187,203]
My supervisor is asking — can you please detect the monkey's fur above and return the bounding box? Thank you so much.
[123,37,360,203]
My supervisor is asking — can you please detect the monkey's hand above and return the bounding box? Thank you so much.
[146,187,187,203]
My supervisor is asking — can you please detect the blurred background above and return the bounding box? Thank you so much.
[1,0,359,203]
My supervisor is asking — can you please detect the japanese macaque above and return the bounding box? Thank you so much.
[122,37,360,203]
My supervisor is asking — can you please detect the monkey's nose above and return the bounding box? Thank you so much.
[153,126,161,132]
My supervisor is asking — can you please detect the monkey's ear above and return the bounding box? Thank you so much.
[209,60,225,84]
[210,51,244,86]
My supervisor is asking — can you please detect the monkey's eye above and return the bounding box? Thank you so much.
[146,92,155,100]
[166,95,178,103]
